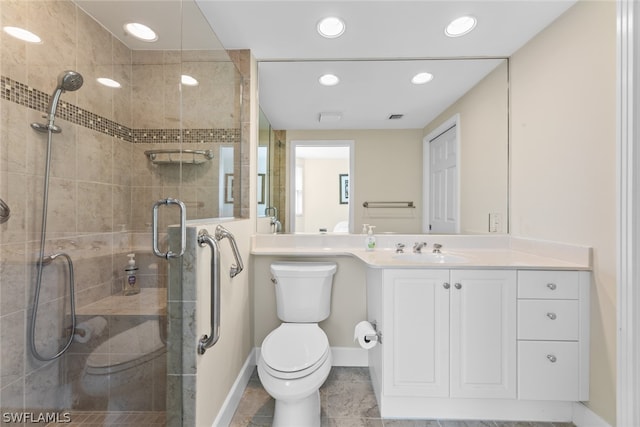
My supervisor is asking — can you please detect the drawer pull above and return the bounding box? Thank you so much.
[547,283,557,290]
[546,312,557,320]
[443,282,450,289]
[547,354,557,363]
[454,283,462,289]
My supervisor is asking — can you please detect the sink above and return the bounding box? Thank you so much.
[392,252,469,264]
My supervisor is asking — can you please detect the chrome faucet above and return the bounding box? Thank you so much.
[395,243,405,253]
[432,243,442,254]
[413,242,427,253]
[265,206,282,234]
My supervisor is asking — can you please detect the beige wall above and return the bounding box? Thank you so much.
[296,157,349,233]
[509,1,617,424]
[423,61,509,234]
[286,129,424,233]
[194,220,253,427]
[252,255,368,348]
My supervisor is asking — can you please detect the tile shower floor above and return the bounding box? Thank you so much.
[230,367,576,427]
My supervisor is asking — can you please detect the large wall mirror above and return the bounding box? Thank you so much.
[258,58,508,234]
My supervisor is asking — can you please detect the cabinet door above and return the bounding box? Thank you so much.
[449,270,517,399]
[383,269,450,397]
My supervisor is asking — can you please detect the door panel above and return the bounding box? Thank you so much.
[449,270,517,399]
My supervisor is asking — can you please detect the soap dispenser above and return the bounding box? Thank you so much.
[365,225,377,251]
[123,253,140,296]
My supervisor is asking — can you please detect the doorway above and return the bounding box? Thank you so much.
[289,141,354,233]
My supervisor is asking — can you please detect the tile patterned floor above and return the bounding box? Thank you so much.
[45,411,164,426]
[230,367,576,427]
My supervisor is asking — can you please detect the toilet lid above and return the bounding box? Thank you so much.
[262,324,329,374]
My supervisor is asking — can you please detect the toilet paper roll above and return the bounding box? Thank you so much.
[74,316,107,343]
[353,321,378,350]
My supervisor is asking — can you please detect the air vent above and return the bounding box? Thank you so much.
[388,114,404,120]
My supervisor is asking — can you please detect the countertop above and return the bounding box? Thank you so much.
[250,234,592,270]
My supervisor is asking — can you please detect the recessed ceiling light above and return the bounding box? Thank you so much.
[181,75,199,86]
[411,72,434,85]
[124,22,158,42]
[317,17,346,39]
[3,26,42,43]
[97,77,121,88]
[445,16,477,37]
[319,74,340,86]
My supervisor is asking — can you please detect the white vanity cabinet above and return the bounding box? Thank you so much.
[378,269,517,399]
[366,267,590,420]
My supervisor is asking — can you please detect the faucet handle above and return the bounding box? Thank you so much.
[395,243,405,253]
[433,243,442,253]
[412,241,427,253]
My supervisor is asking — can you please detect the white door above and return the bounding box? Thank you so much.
[383,269,450,397]
[449,270,517,399]
[428,124,458,233]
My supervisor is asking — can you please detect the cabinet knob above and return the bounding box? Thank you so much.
[443,282,450,289]
[546,312,557,320]
[547,283,557,290]
[547,354,557,363]
[454,283,462,289]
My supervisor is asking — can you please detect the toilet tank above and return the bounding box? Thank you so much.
[270,262,337,322]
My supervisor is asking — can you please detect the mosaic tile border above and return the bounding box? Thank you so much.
[1,75,240,144]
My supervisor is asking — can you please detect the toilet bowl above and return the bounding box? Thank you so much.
[258,324,332,427]
[81,319,166,402]
[257,262,337,427]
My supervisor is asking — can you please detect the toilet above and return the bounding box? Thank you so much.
[81,319,166,407]
[257,261,337,427]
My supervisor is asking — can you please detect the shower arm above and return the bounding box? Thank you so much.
[214,225,244,278]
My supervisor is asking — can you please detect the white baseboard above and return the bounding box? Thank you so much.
[572,402,612,427]
[330,346,369,366]
[254,346,368,368]
[212,350,257,427]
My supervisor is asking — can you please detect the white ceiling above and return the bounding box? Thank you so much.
[75,0,577,130]
[197,0,577,130]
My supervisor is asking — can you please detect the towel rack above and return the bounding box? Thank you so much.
[362,201,415,208]
[144,149,214,165]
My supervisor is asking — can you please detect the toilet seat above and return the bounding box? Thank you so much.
[261,323,329,380]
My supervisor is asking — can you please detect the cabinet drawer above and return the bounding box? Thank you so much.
[518,300,579,340]
[518,341,580,401]
[518,271,580,299]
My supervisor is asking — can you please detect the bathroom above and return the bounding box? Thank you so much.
[0,0,631,427]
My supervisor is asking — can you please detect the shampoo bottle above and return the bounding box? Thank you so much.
[365,225,377,251]
[123,253,140,296]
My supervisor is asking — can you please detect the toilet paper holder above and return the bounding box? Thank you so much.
[364,321,382,344]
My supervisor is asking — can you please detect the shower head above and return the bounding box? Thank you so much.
[48,71,83,119]
[31,70,84,133]
[57,70,83,92]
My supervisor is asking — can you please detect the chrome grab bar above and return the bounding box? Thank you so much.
[152,198,186,259]
[197,229,221,355]
[215,225,244,278]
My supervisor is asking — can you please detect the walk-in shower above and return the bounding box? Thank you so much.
[28,70,84,361]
